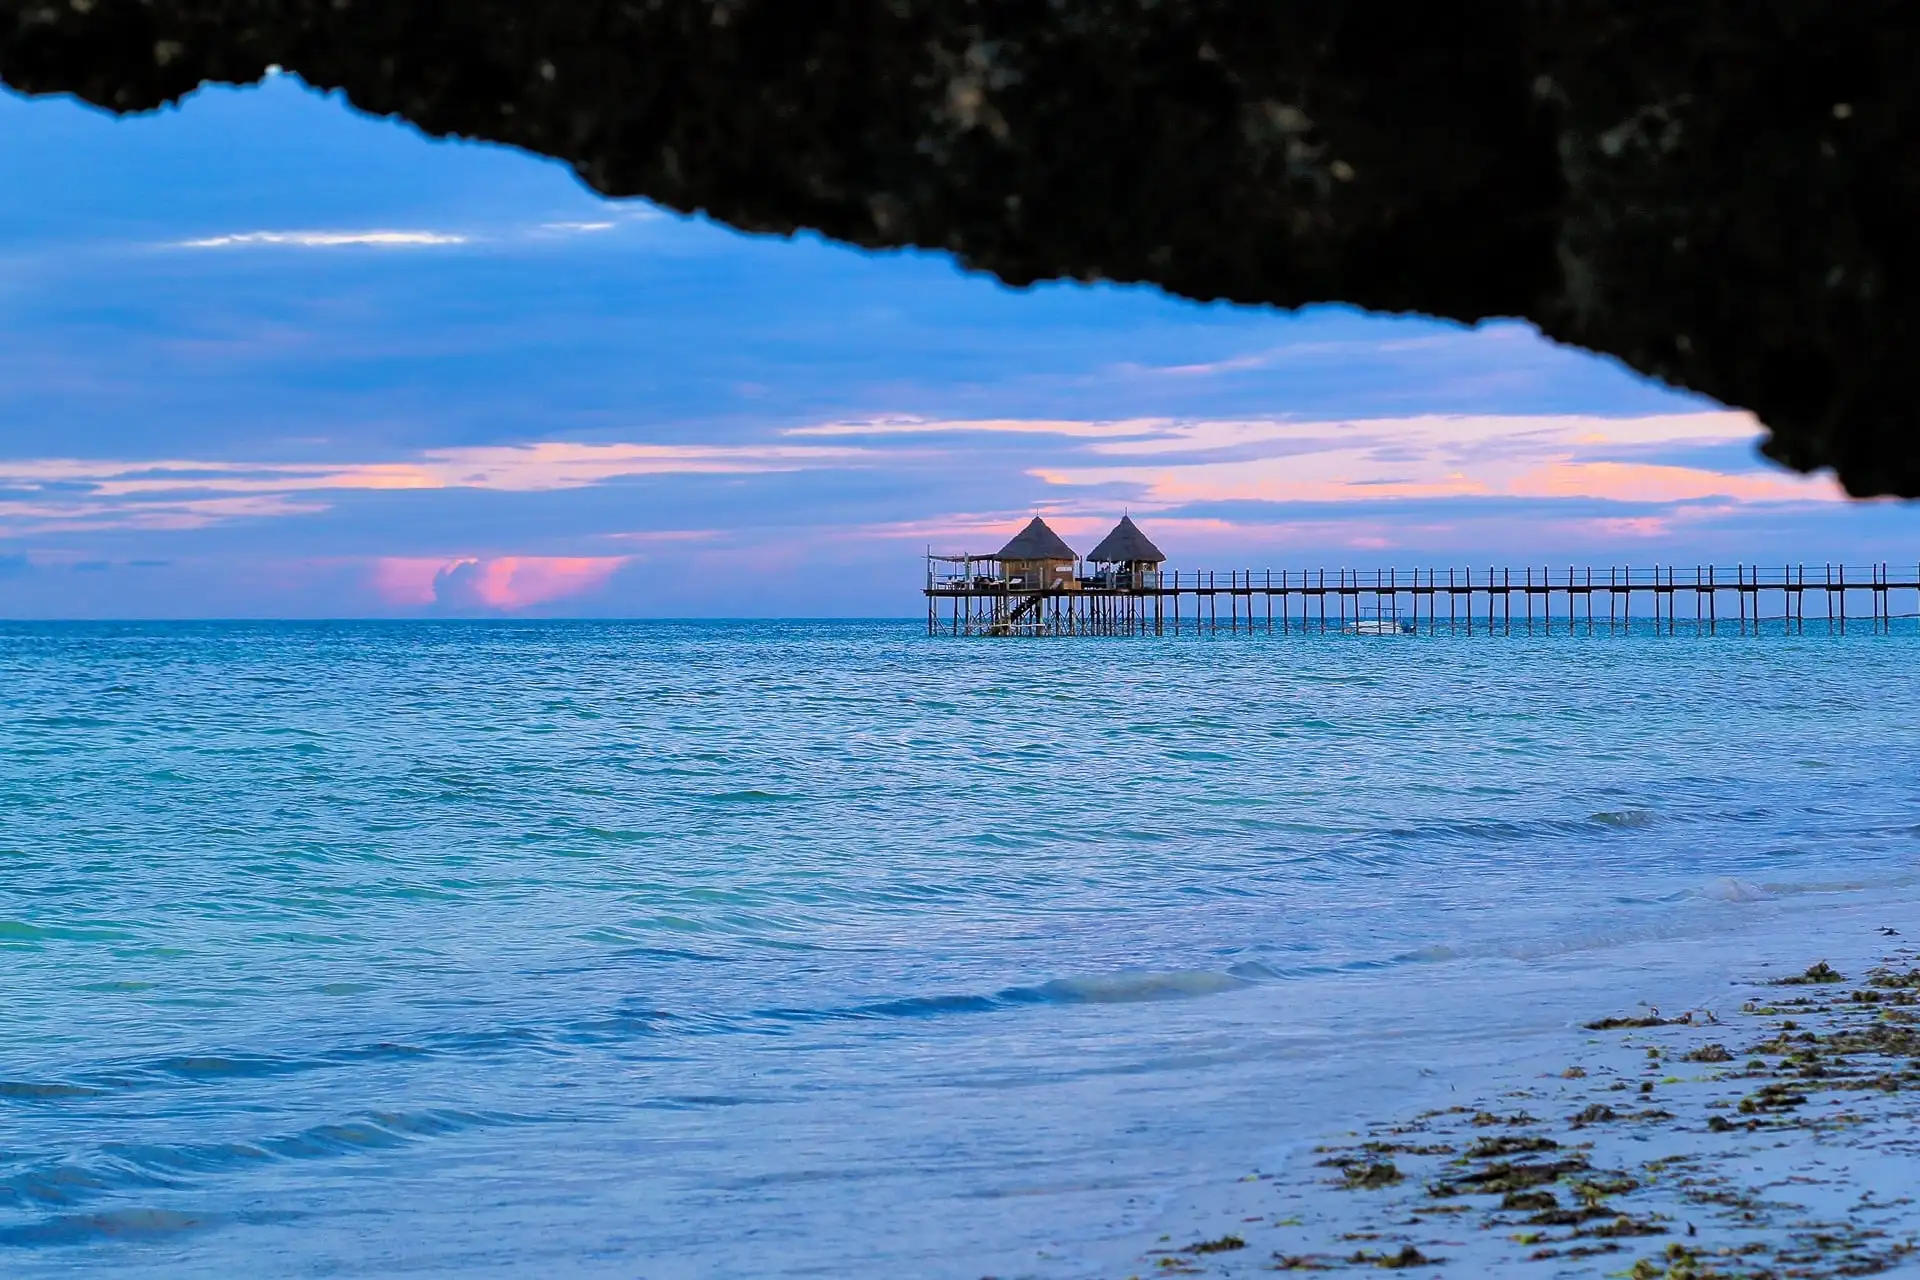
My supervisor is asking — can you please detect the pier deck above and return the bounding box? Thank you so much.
[924,562,1920,637]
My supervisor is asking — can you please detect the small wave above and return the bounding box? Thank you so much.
[0,920,130,945]
[154,1054,317,1082]
[1226,960,1283,980]
[1700,876,1771,903]
[605,943,733,964]
[1590,808,1658,829]
[854,994,1004,1018]
[0,1207,212,1248]
[750,966,1260,1030]
[698,790,797,805]
[0,1081,109,1102]
[1011,970,1252,1005]
[643,1094,757,1111]
[957,831,1033,849]
[19,1039,438,1104]
[0,1109,521,1222]
[16,715,111,730]
[1751,878,1873,897]
[575,825,653,844]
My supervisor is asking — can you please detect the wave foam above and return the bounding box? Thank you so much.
[1700,877,1772,903]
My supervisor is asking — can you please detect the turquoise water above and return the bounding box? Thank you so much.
[2,621,1917,1276]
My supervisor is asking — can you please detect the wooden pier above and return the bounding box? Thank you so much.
[926,558,1920,638]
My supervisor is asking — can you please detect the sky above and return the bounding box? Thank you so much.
[0,74,1908,617]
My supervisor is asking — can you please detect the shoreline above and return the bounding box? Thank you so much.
[1079,922,1920,1279]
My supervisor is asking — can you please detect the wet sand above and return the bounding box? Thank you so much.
[1095,932,1920,1279]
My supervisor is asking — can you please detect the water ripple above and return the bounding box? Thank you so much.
[0,620,1915,1274]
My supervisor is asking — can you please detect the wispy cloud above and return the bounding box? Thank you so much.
[601,528,724,545]
[173,230,471,249]
[1028,411,1843,508]
[393,441,872,490]
[847,511,1117,545]
[1077,412,1758,459]
[0,442,873,533]
[1108,327,1520,380]
[0,493,327,536]
[0,411,1862,581]
[172,211,656,252]
[785,416,1166,440]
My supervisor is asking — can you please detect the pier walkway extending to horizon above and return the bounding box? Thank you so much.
[924,561,1920,637]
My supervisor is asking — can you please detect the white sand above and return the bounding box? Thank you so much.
[1061,914,1920,1279]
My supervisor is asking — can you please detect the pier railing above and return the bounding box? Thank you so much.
[924,560,1920,637]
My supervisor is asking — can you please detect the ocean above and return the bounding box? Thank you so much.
[2,620,1916,1277]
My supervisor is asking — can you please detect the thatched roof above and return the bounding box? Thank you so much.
[1087,515,1165,564]
[994,516,1077,561]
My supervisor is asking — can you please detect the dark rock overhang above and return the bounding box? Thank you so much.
[3,1,1913,496]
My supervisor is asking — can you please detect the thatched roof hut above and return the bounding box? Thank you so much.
[993,516,1078,589]
[995,516,1077,562]
[1087,515,1165,565]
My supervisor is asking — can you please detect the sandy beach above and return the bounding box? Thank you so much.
[1084,919,1920,1280]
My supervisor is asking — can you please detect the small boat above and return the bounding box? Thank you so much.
[1346,607,1415,636]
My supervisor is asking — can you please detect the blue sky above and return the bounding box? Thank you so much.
[0,74,1904,617]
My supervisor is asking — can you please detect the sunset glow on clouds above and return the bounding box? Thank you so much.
[371,556,630,610]
[1025,412,1843,510]
[0,413,1835,545]
[0,75,1907,617]
[0,405,1881,614]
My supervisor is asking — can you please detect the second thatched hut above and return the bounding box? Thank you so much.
[1086,515,1166,588]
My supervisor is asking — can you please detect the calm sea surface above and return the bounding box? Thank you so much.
[2,620,1917,1276]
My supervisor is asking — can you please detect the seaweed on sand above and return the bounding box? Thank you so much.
[1773,961,1845,986]
[1446,1156,1591,1196]
[1737,1082,1808,1114]
[1149,943,1920,1279]
[1682,1043,1733,1063]
[1346,1244,1439,1269]
[1186,1234,1244,1254]
[1467,1110,1537,1126]
[1341,1162,1403,1189]
[1500,1189,1558,1211]
[1466,1134,1558,1159]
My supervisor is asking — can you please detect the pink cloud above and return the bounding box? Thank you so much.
[1032,413,1846,508]
[1506,461,1833,504]
[1580,515,1673,540]
[369,558,445,606]
[370,555,629,610]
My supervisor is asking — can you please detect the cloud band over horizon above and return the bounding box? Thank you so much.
[0,75,1906,618]
[0,409,1879,615]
